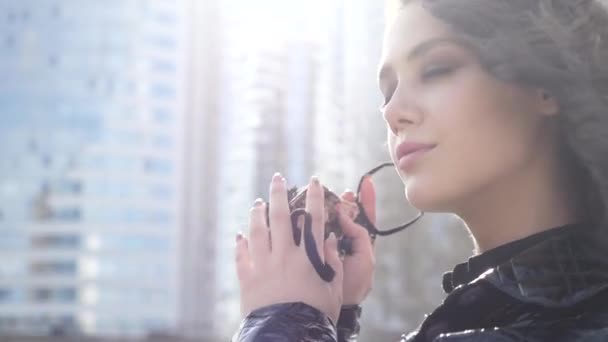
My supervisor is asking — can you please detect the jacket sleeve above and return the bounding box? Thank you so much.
[336,305,362,342]
[231,302,338,342]
[431,326,608,342]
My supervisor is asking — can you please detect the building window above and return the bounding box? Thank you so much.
[56,288,77,302]
[7,11,16,23]
[5,34,15,48]
[150,59,176,73]
[0,289,20,304]
[31,234,81,249]
[20,9,31,22]
[30,261,77,276]
[143,158,172,175]
[53,179,82,195]
[51,5,62,18]
[0,233,27,249]
[149,184,172,199]
[149,84,176,99]
[146,35,176,49]
[48,55,59,68]
[152,108,172,123]
[52,207,81,221]
[31,288,52,302]
[152,135,173,148]
[30,287,78,303]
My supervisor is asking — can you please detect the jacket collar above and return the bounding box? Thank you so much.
[477,222,608,307]
[442,223,579,293]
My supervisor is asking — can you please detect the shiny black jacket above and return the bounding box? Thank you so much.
[232,223,608,341]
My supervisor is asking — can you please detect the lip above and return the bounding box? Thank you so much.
[396,141,436,172]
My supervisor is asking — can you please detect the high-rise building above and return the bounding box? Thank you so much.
[209,2,322,336]
[0,0,188,336]
[178,0,221,339]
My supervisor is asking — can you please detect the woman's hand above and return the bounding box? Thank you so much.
[338,176,376,305]
[235,173,344,324]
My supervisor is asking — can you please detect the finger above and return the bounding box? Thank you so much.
[324,232,343,285]
[305,176,326,262]
[268,172,294,257]
[249,199,271,262]
[337,205,373,255]
[235,232,252,283]
[340,190,356,203]
[360,176,376,225]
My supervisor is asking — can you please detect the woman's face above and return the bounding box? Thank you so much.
[379,3,556,214]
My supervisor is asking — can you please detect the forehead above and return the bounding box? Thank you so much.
[380,3,453,67]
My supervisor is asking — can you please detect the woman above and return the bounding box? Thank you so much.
[232,0,608,340]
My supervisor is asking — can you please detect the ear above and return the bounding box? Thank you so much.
[535,88,559,117]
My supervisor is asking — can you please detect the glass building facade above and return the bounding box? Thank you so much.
[0,0,186,336]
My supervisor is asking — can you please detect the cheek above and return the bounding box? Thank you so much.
[404,72,538,211]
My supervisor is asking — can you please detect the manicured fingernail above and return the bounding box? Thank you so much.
[272,172,285,182]
[253,198,264,206]
[311,176,320,186]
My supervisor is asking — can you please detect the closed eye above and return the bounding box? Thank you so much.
[420,64,456,81]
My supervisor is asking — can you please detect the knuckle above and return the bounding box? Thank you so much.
[270,209,290,223]
[249,225,268,239]
[270,182,286,194]
[249,206,265,221]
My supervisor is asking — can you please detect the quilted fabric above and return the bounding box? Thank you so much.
[232,224,608,341]
[232,302,337,342]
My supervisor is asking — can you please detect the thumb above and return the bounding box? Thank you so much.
[338,205,373,254]
[359,176,376,225]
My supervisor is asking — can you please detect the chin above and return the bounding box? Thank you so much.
[404,178,448,213]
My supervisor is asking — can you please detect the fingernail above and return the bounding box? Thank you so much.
[236,232,243,242]
[273,172,286,183]
[253,198,264,206]
[311,175,320,186]
[329,232,336,240]
[344,188,353,193]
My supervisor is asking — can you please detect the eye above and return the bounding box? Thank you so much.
[420,64,455,81]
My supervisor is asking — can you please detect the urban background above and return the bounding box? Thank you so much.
[0,0,473,341]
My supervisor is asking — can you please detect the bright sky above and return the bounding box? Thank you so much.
[231,0,335,45]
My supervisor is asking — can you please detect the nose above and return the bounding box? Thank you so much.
[382,88,422,136]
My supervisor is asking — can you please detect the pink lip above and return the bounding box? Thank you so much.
[396,142,436,172]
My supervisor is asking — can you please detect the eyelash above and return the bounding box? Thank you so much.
[379,64,455,110]
[420,64,454,81]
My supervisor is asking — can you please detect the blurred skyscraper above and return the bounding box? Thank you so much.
[0,0,188,336]
[178,0,220,339]
[210,3,321,336]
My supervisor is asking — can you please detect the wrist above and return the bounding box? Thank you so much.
[337,304,362,337]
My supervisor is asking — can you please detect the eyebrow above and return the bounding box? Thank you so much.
[378,36,471,83]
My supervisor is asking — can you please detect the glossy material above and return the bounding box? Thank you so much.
[232,223,608,341]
